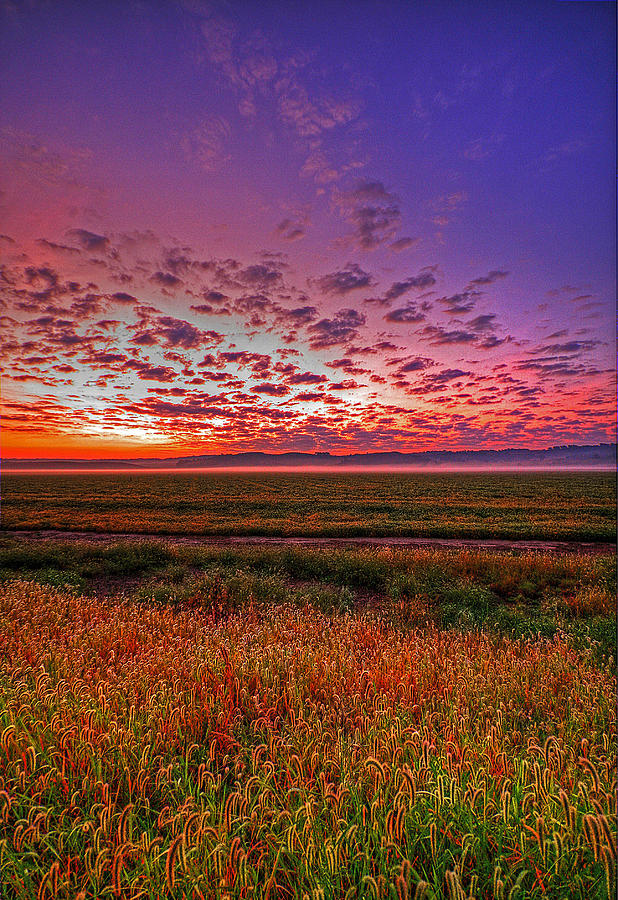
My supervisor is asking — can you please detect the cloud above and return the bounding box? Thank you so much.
[131,331,158,346]
[204,290,229,303]
[365,269,437,305]
[193,5,361,142]
[405,367,472,395]
[314,263,374,295]
[191,288,234,316]
[567,295,595,304]
[155,316,223,350]
[124,396,232,419]
[250,382,290,396]
[129,314,223,351]
[84,350,127,366]
[160,250,195,276]
[225,293,276,328]
[468,314,497,332]
[308,308,366,349]
[23,265,58,289]
[123,358,178,382]
[324,357,370,376]
[515,360,591,377]
[286,371,328,385]
[529,340,599,356]
[463,133,505,160]
[539,139,587,169]
[1,127,93,192]
[295,391,325,402]
[219,350,271,371]
[467,270,509,287]
[182,117,231,173]
[300,149,365,185]
[428,367,470,382]
[432,192,467,227]
[275,217,307,241]
[280,305,318,325]
[194,285,318,335]
[334,181,403,250]
[384,303,425,324]
[37,238,80,254]
[328,379,360,391]
[389,237,420,252]
[437,291,481,314]
[478,334,510,349]
[236,263,283,289]
[238,44,278,88]
[397,357,434,373]
[66,229,109,252]
[278,85,361,137]
[3,229,612,455]
[420,325,477,345]
[191,303,232,316]
[150,271,183,290]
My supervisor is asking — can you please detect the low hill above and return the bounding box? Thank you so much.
[3,443,615,470]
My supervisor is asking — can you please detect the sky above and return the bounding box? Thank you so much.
[0,0,615,459]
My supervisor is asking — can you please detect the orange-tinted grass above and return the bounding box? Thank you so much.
[0,580,615,898]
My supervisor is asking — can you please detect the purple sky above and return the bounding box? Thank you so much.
[0,0,615,457]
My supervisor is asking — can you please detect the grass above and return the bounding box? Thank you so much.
[0,537,614,658]
[1,471,616,540]
[0,468,615,896]
[0,572,615,898]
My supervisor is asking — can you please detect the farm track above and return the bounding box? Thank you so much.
[1,528,615,554]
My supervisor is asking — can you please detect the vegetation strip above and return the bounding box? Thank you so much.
[2,529,615,555]
[3,472,615,542]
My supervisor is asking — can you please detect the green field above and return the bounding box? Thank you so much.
[1,471,616,540]
[0,536,614,656]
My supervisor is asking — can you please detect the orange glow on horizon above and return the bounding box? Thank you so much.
[0,431,189,460]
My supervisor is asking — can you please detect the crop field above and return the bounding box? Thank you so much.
[0,538,615,898]
[1,472,616,541]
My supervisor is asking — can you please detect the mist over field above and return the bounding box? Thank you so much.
[3,443,615,473]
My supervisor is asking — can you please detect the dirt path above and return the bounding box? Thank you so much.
[1,529,614,555]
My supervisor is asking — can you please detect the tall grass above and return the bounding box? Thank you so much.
[0,579,615,898]
[1,540,614,656]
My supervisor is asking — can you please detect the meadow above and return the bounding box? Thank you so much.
[1,471,616,541]
[0,537,615,897]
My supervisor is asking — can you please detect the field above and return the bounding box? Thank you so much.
[1,471,616,541]
[0,531,616,898]
[0,473,615,897]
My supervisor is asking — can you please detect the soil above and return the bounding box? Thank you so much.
[1,529,614,555]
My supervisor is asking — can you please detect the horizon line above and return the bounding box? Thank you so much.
[2,440,616,464]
